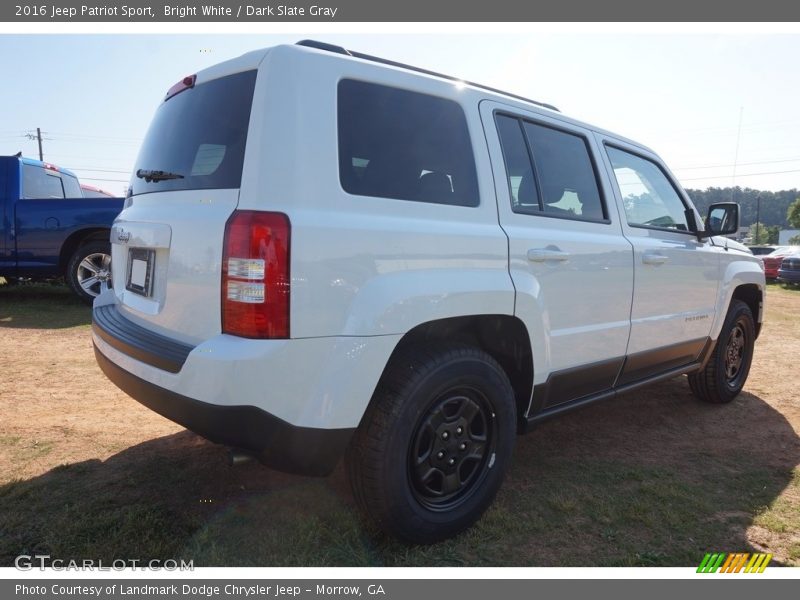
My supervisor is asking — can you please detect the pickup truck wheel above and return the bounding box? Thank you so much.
[346,344,516,544]
[66,241,112,305]
[688,300,755,404]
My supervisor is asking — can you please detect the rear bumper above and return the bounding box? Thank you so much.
[777,270,800,283]
[94,343,354,476]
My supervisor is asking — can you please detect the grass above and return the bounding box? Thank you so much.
[0,280,90,329]
[0,283,798,566]
[0,434,796,567]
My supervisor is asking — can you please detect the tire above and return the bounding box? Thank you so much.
[346,344,516,544]
[66,241,112,305]
[688,299,755,404]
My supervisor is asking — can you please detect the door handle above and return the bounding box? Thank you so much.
[642,252,669,265]
[527,248,571,262]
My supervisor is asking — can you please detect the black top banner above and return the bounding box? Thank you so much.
[4,0,800,22]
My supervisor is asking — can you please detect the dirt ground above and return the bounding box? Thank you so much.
[1,283,798,566]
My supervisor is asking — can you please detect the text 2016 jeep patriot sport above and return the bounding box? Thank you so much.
[93,41,765,543]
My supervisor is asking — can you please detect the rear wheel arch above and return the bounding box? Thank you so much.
[58,228,111,273]
[371,315,534,432]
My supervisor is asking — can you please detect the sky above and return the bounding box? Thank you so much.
[0,31,798,195]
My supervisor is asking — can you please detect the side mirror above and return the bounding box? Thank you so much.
[705,202,739,237]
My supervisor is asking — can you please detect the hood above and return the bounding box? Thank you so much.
[713,237,751,254]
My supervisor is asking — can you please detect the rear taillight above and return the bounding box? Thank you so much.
[222,210,290,339]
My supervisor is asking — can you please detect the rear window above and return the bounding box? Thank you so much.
[130,70,257,196]
[338,79,479,207]
[22,165,64,199]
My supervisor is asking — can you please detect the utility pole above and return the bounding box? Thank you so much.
[25,128,44,161]
[36,127,43,161]
[754,195,761,244]
[731,107,743,202]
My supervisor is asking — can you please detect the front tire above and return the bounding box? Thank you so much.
[688,299,755,404]
[346,344,516,544]
[66,241,112,305]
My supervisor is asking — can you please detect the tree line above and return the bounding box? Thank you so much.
[686,187,799,229]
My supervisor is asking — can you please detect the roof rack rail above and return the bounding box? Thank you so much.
[296,39,560,113]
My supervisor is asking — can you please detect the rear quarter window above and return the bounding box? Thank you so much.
[62,173,82,198]
[338,79,479,207]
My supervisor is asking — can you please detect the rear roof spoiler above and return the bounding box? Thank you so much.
[296,39,560,113]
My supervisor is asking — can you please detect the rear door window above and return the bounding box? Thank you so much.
[338,79,479,207]
[523,122,605,221]
[495,114,540,211]
[495,113,607,222]
[131,70,257,196]
[22,165,64,199]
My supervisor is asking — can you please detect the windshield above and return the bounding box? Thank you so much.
[130,70,257,196]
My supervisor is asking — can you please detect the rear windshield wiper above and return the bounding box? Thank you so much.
[135,169,185,183]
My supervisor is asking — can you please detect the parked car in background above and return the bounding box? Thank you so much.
[81,184,118,199]
[748,245,777,256]
[762,246,800,280]
[777,253,800,286]
[0,155,124,303]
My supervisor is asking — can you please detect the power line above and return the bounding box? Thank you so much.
[46,131,143,142]
[46,132,141,146]
[79,176,129,183]
[674,157,800,171]
[48,138,140,147]
[71,167,132,174]
[680,168,800,182]
[641,118,800,138]
[43,152,135,162]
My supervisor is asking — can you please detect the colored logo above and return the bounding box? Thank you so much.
[697,552,772,573]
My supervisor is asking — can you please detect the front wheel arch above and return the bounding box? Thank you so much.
[689,299,755,404]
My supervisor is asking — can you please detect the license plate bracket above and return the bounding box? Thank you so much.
[126,248,155,297]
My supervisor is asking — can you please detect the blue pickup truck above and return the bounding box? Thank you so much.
[0,155,123,304]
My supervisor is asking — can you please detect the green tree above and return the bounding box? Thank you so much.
[766,225,780,244]
[750,221,772,245]
[788,198,800,229]
[686,187,799,229]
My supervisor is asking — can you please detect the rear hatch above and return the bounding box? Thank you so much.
[111,55,263,345]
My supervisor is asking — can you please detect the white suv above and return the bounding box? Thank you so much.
[93,40,765,543]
